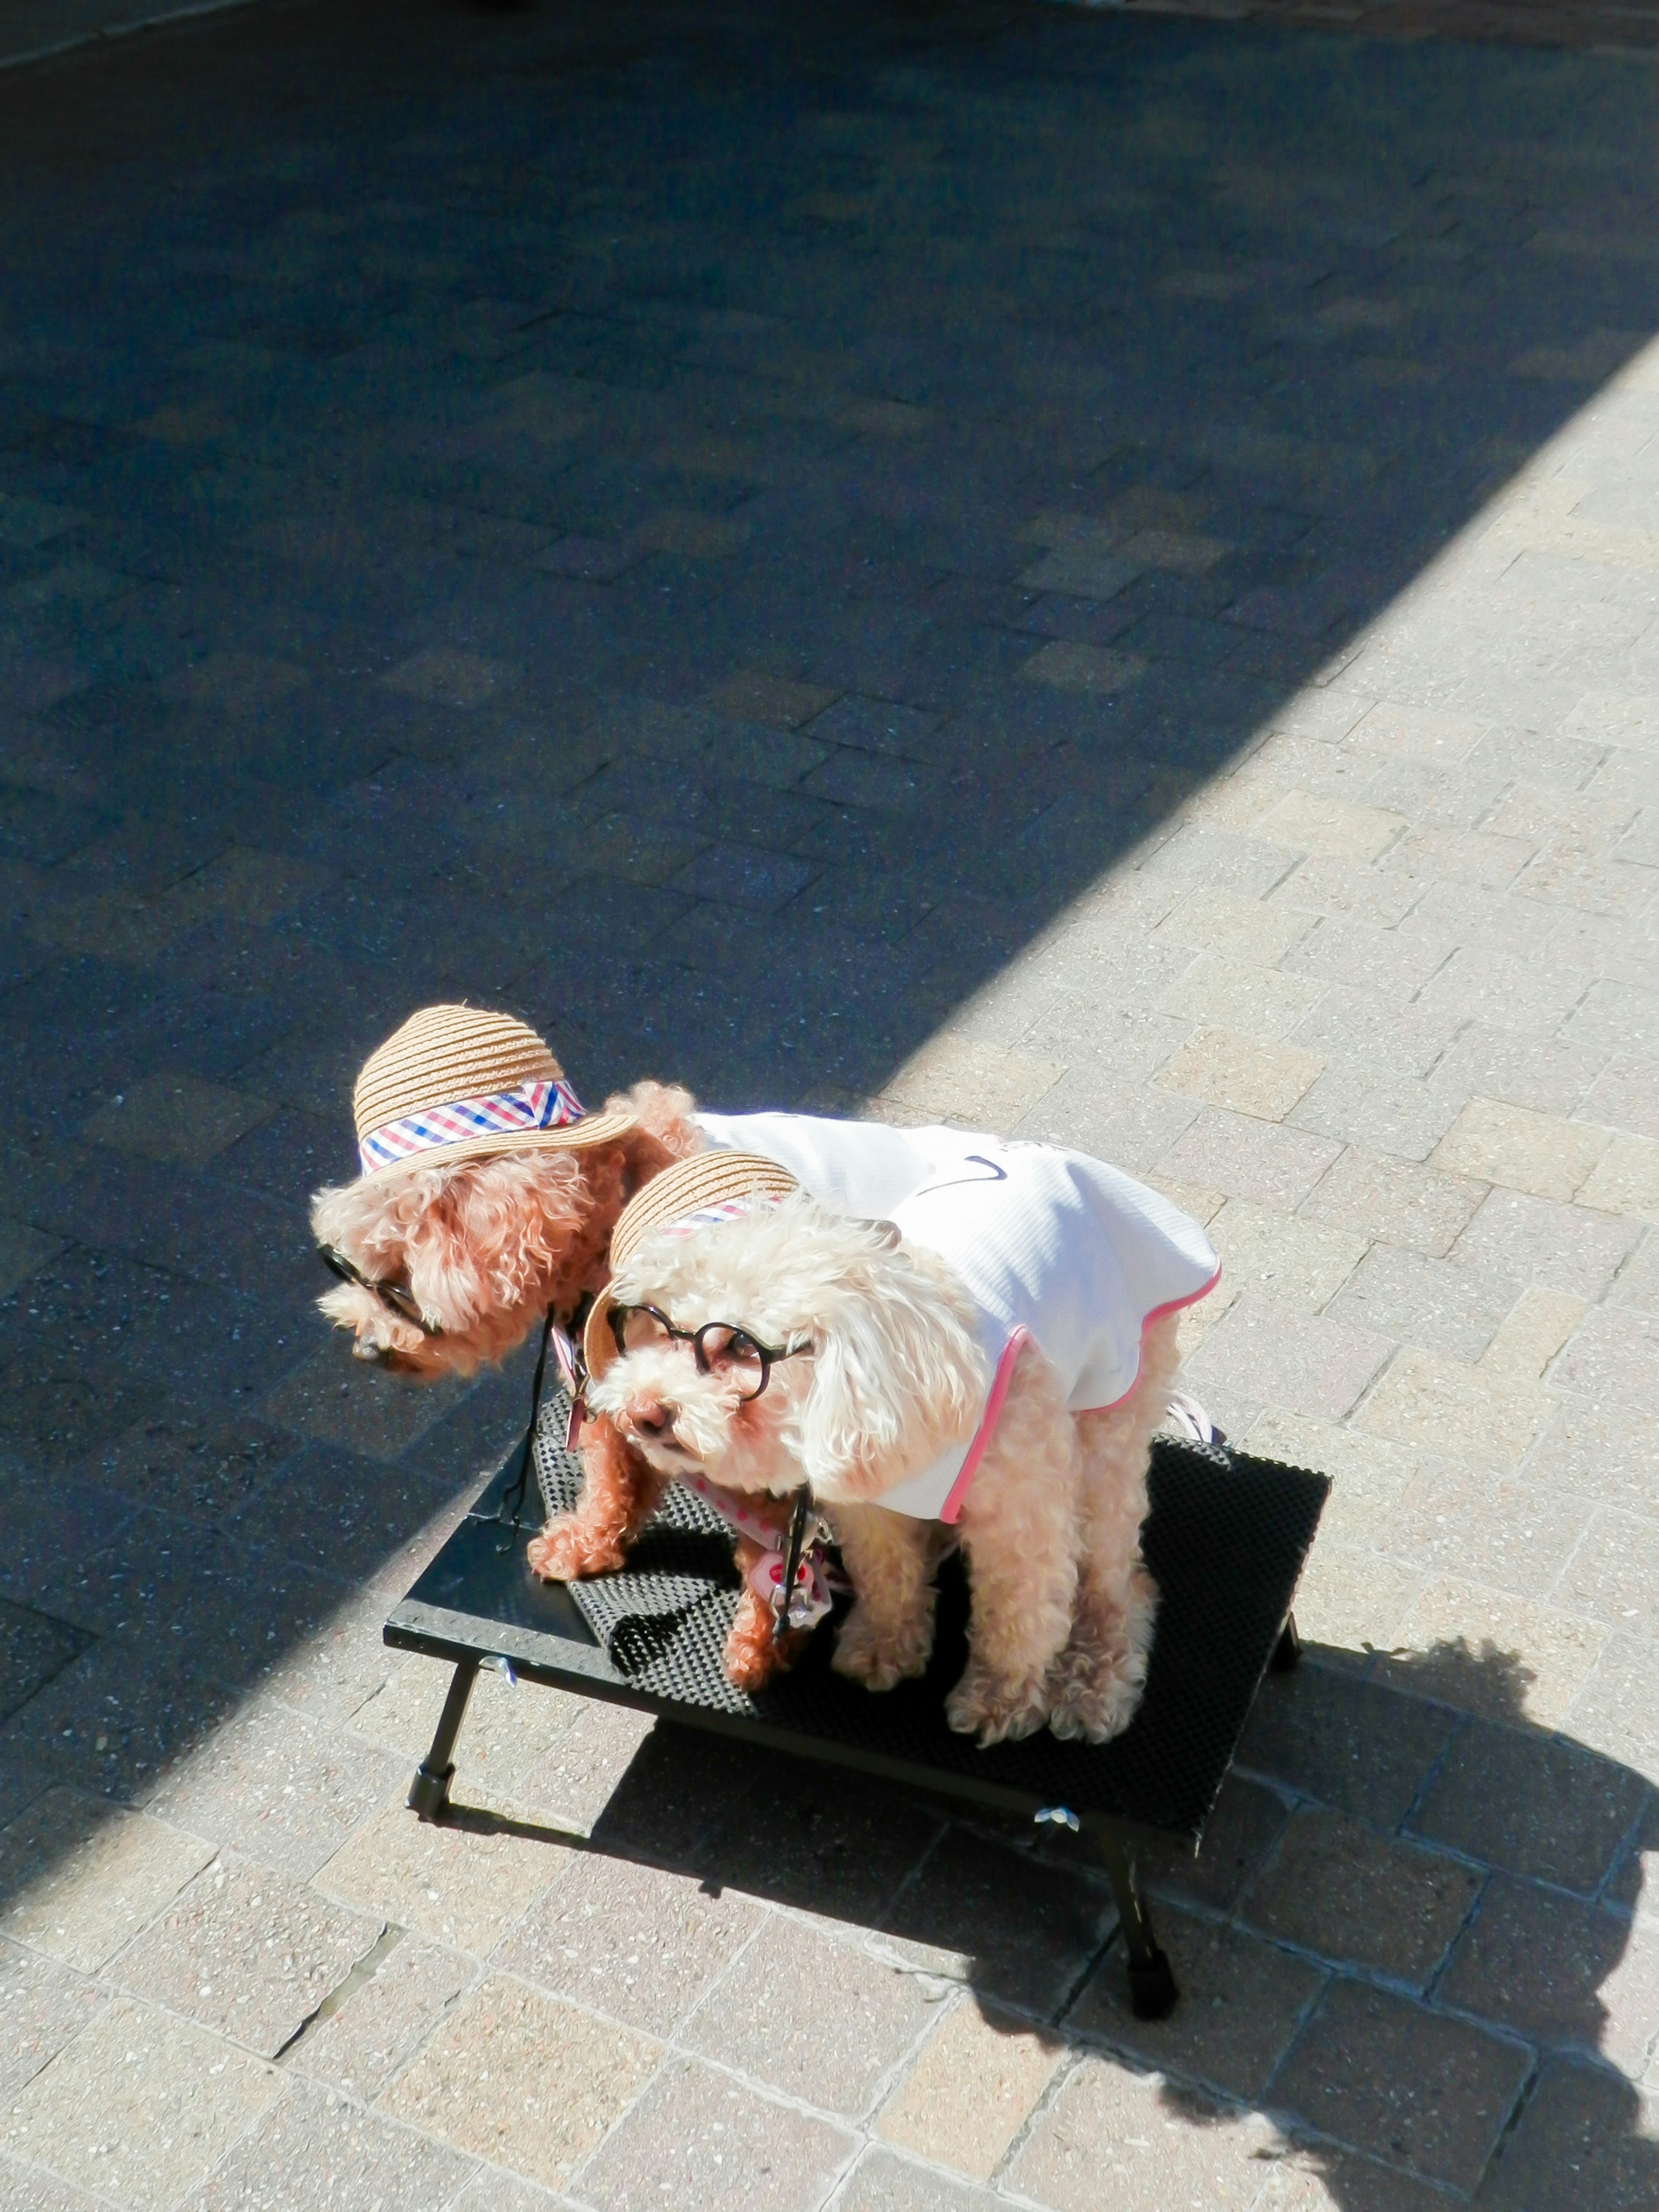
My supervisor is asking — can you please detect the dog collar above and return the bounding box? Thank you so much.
[680,1471,844,1636]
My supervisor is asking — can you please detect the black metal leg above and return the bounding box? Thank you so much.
[1271,1611,1303,1674]
[1095,1829,1178,2020]
[408,1658,479,1821]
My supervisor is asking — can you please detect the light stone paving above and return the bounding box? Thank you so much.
[0,0,1657,2206]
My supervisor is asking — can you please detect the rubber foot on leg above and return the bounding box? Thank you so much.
[1128,1946,1178,2020]
[408,1763,455,1821]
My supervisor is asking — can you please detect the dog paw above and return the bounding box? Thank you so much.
[725,1605,801,1691]
[525,1517,626,1582]
[1045,1623,1151,1742]
[1046,1661,1147,1744]
[832,1603,934,1693]
[945,1667,1051,1746]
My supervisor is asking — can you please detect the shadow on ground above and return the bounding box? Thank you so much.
[0,0,1655,2198]
[371,1631,1656,2205]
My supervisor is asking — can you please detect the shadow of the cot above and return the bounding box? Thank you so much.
[554,1633,1654,2206]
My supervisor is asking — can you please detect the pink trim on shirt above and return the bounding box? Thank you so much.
[934,1261,1226,1520]
[920,1261,1225,1524]
[1077,1259,1225,1414]
[936,1325,1033,1526]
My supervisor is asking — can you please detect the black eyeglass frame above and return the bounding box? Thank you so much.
[605,1302,809,1402]
[317,1243,444,1336]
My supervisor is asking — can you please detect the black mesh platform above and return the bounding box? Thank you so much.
[385,1387,1328,1847]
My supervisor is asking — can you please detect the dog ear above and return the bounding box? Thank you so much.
[794,1243,987,1498]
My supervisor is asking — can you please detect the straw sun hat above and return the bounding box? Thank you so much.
[582,1150,800,1383]
[350,1004,637,1179]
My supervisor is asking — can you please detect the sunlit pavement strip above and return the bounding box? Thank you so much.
[0,0,259,73]
[0,2,1657,2206]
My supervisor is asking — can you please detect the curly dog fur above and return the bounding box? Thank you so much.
[305,1081,810,1660]
[583,1194,1179,1745]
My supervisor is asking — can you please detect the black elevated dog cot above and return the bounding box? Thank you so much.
[384,1390,1327,2020]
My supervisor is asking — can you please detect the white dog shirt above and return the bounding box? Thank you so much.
[694,1112,1220,1522]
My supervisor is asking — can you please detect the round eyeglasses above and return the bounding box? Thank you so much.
[606,1303,809,1402]
[317,1244,442,1336]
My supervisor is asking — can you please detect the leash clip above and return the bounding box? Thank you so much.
[772,1489,833,1638]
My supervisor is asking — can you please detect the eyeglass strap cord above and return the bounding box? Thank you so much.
[497,1303,558,1547]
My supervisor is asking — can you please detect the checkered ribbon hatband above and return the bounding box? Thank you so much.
[656,1195,786,1239]
[359,1077,586,1172]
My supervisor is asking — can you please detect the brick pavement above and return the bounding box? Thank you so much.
[1,1,1658,2206]
[4,0,1649,77]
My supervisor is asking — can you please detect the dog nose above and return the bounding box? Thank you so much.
[628,1397,675,1436]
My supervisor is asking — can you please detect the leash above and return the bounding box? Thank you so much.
[678,1469,844,1637]
[496,1294,590,1550]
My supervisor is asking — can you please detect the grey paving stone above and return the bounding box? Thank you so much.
[0,1754,51,1831]
[1291,1068,1464,1165]
[833,2148,999,2212]
[1414,947,1594,1039]
[0,1934,105,2100]
[0,1785,214,1972]
[494,1848,763,2039]
[83,1412,295,1529]
[1550,1309,1659,1409]
[1552,1508,1659,1639]
[1605,1794,1659,1919]
[286,1932,474,2101]
[148,1696,405,1881]
[1428,1026,1611,1120]
[874,1996,1061,2183]
[0,1637,239,1807]
[222,1442,461,1586]
[1451,1187,1643,1298]
[381,1975,658,2191]
[1565,1634,1659,1777]
[109,1852,383,2058]
[1384,1469,1595,1604]
[574,2056,855,2212]
[1302,1148,1484,1258]
[1439,1875,1659,2075]
[0,1596,90,1724]
[1237,1668,1459,1828]
[1408,1719,1649,1894]
[1155,1110,1344,1211]
[1183,1291,1390,1422]
[693,1758,944,1932]
[181,2075,476,2211]
[1583,1053,1659,1138]
[1325,1247,1523,1363]
[448,2173,567,2212]
[37,1510,347,1705]
[1240,1807,1482,1990]
[0,8,1655,2208]
[1014,1066,1200,1175]
[668,840,820,912]
[1477,2059,1659,2212]
[0,2150,108,2212]
[1068,1905,1323,2098]
[1007,2052,1284,2210]
[685,1914,941,2117]
[1272,1980,1531,2192]
[4,1993,282,2212]
[514,1703,660,1838]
